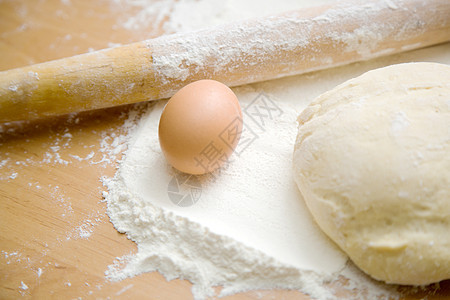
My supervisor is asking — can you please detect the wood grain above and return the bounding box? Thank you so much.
[0,1,449,299]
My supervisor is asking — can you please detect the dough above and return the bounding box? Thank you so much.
[293,62,450,285]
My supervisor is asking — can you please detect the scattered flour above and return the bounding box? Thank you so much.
[0,101,146,291]
[67,218,101,240]
[103,98,398,299]
[20,281,28,290]
[1,250,23,265]
[0,102,144,175]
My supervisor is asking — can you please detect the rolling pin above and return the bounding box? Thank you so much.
[0,0,449,123]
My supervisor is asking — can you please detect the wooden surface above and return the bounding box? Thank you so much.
[0,1,449,299]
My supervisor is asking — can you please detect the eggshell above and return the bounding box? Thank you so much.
[158,80,242,175]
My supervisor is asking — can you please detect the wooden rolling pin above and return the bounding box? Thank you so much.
[0,0,449,123]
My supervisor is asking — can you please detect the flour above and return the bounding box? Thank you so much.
[390,111,410,136]
[112,0,332,34]
[105,100,346,298]
[104,95,402,298]
[19,281,28,290]
[147,0,449,98]
[67,218,102,240]
[104,88,404,299]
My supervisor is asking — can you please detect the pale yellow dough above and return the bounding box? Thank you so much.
[293,62,450,285]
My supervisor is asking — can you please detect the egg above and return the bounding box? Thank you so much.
[158,80,243,175]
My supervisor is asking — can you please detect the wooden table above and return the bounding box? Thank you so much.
[0,1,448,299]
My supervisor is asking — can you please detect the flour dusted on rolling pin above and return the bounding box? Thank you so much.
[148,0,449,97]
[0,0,448,122]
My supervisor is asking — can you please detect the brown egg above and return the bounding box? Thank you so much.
[158,80,243,175]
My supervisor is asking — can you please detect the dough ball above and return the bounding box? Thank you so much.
[293,62,450,285]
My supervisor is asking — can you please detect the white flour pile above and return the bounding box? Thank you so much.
[103,0,450,299]
[104,99,352,299]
